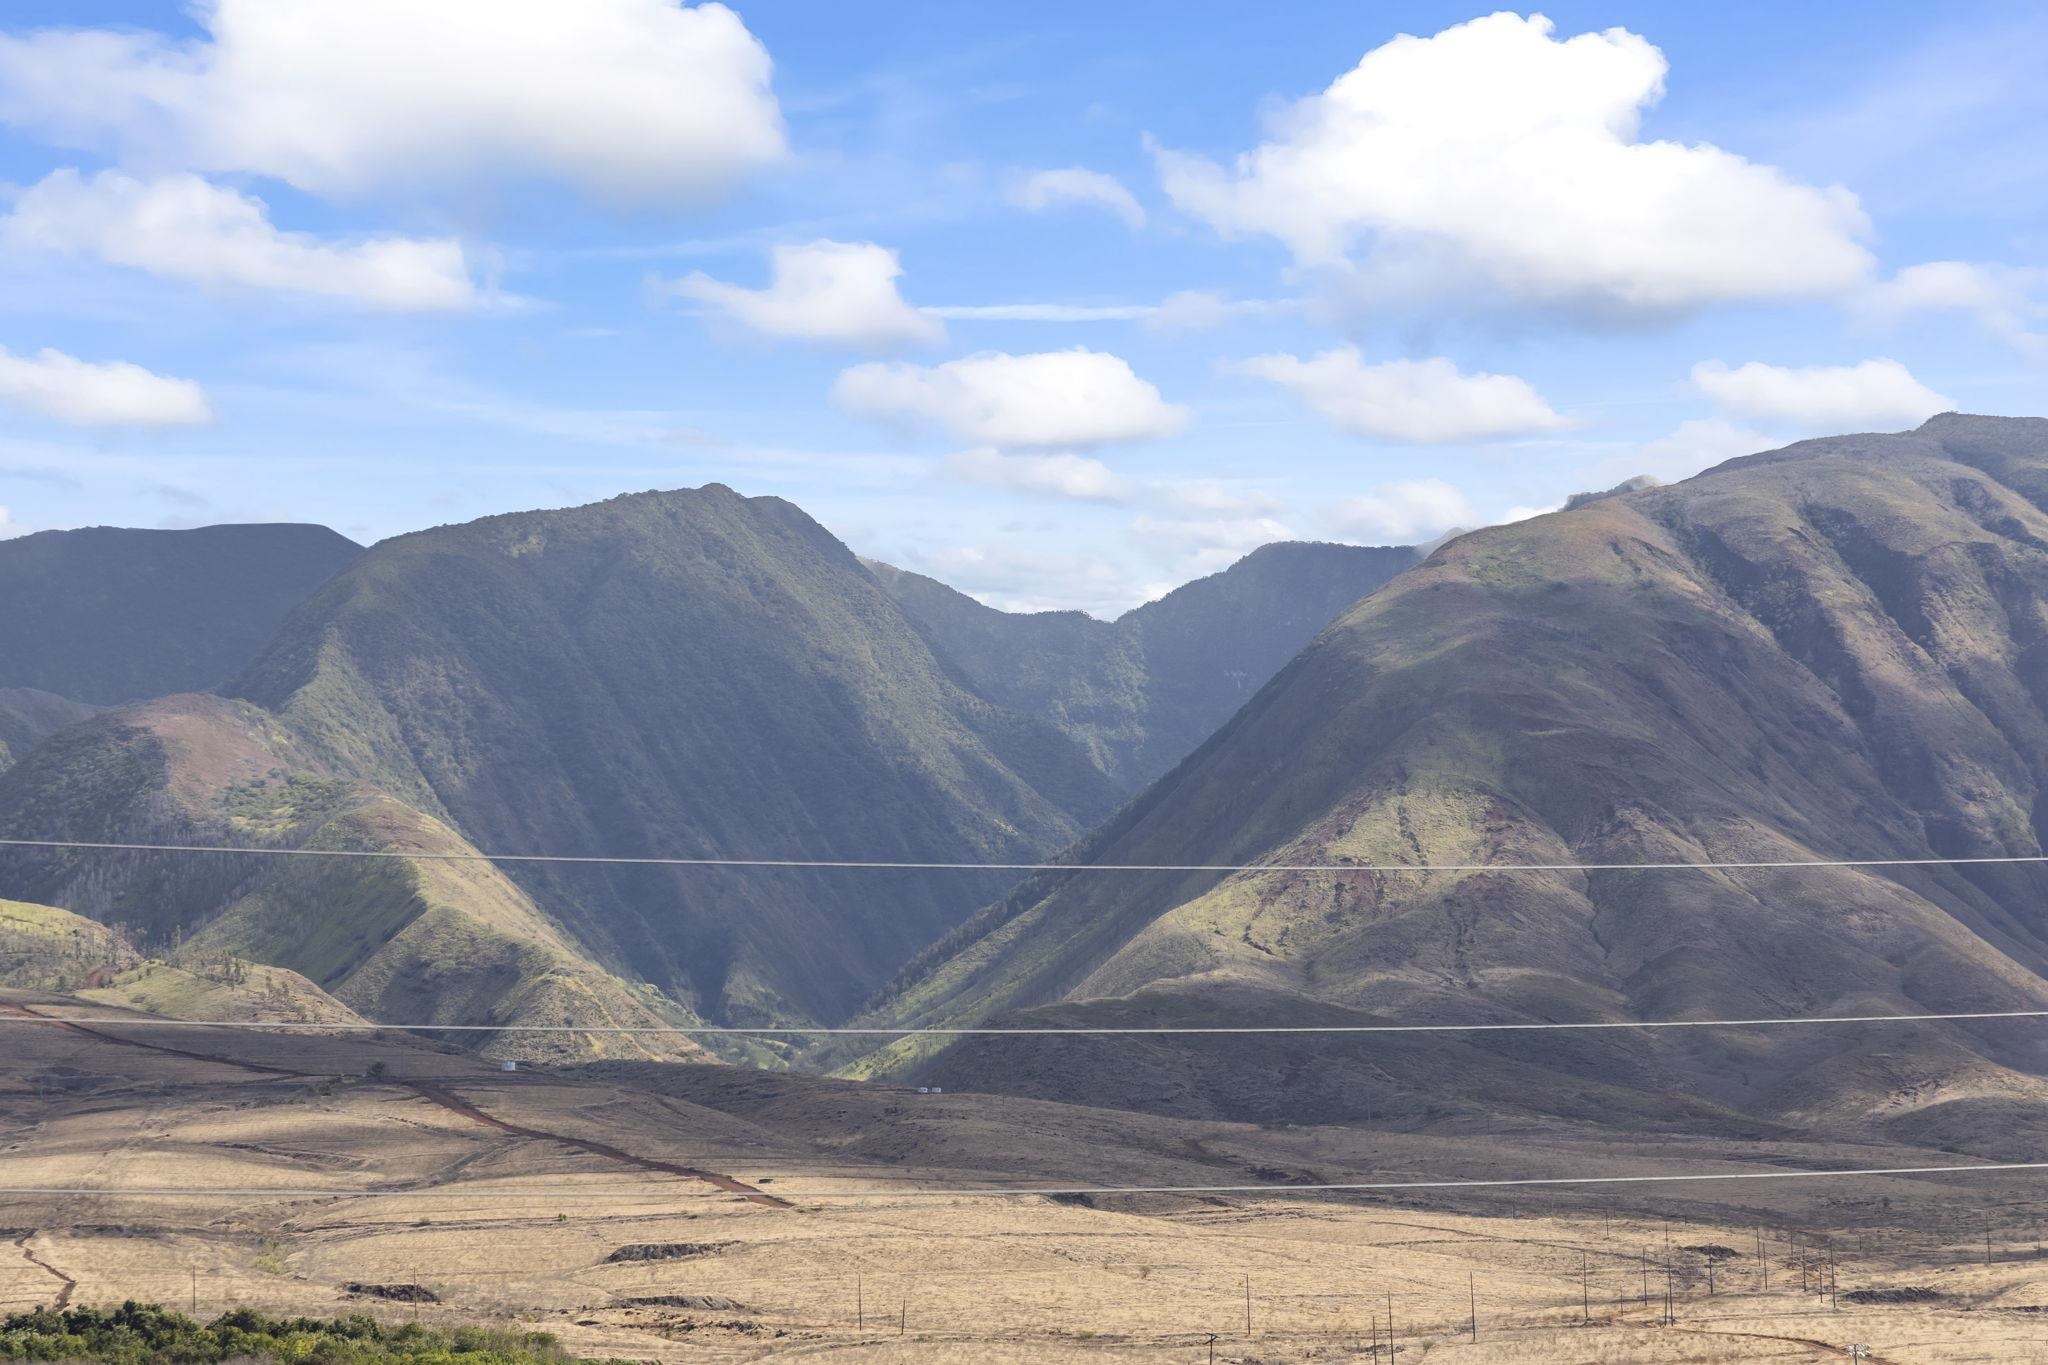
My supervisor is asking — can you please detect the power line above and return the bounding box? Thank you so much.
[6,1006,2048,1036]
[5,835,2048,875]
[3,1159,2046,1201]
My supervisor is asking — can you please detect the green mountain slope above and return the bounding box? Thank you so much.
[869,540,1419,787]
[0,523,361,704]
[226,485,1125,1026]
[0,694,705,1061]
[0,688,96,774]
[858,414,2048,1146]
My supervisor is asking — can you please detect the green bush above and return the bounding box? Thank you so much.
[0,1302,614,1364]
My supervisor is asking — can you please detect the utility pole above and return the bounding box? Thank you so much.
[1469,1270,1477,1343]
[1581,1249,1591,1324]
[856,1276,863,1330]
[1387,1290,1396,1358]
[1244,1275,1252,1335]
[1663,1266,1674,1325]
[190,1267,197,1316]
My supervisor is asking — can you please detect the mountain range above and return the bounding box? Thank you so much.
[11,413,2048,1158]
[0,487,1414,1042]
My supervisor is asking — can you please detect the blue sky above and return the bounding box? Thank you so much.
[0,2,2044,614]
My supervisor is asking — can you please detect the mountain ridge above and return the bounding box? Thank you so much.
[852,414,2048,1150]
[0,523,362,705]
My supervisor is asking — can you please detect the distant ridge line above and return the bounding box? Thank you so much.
[5,1006,2045,1036]
[6,836,2048,875]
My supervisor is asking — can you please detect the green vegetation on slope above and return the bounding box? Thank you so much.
[0,523,360,704]
[0,1303,601,1365]
[0,897,135,991]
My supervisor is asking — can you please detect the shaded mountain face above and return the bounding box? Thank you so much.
[0,524,362,705]
[860,415,2048,1150]
[0,688,96,773]
[0,694,705,1062]
[869,540,1419,788]
[225,485,1126,1026]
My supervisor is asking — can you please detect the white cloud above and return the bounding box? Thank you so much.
[1155,12,1872,314]
[668,240,942,348]
[833,349,1188,448]
[1327,479,1471,542]
[1498,502,1562,524]
[0,0,785,202]
[1691,358,1953,429]
[1232,349,1570,443]
[1144,290,1291,332]
[923,303,1154,322]
[1863,261,2047,360]
[1131,512,1297,576]
[1011,168,1145,228]
[1584,418,1777,486]
[1,170,481,310]
[0,505,23,539]
[907,541,1147,617]
[944,448,1133,502]
[0,346,213,427]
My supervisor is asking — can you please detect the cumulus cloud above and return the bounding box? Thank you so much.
[1154,12,1872,314]
[1690,358,1953,429]
[944,449,1133,502]
[1863,261,2048,360]
[907,541,1149,617]
[0,506,22,539]
[1583,418,1777,487]
[1327,479,1472,542]
[1131,512,1297,577]
[1,170,482,310]
[0,346,213,426]
[668,240,943,348]
[1232,349,1570,442]
[834,349,1188,448]
[0,0,785,201]
[1011,168,1146,228]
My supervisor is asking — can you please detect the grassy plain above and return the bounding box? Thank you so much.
[2,989,2044,1362]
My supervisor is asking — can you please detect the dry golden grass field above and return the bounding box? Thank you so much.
[3,988,2046,1362]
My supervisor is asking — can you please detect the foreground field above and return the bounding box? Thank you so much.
[2,990,2045,1362]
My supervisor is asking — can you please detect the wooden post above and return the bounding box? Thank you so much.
[1244,1275,1252,1335]
[191,1267,197,1316]
[1387,1290,1395,1358]
[1581,1249,1591,1324]
[1663,1266,1674,1325]
[1469,1270,1477,1343]
[856,1276,863,1330]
